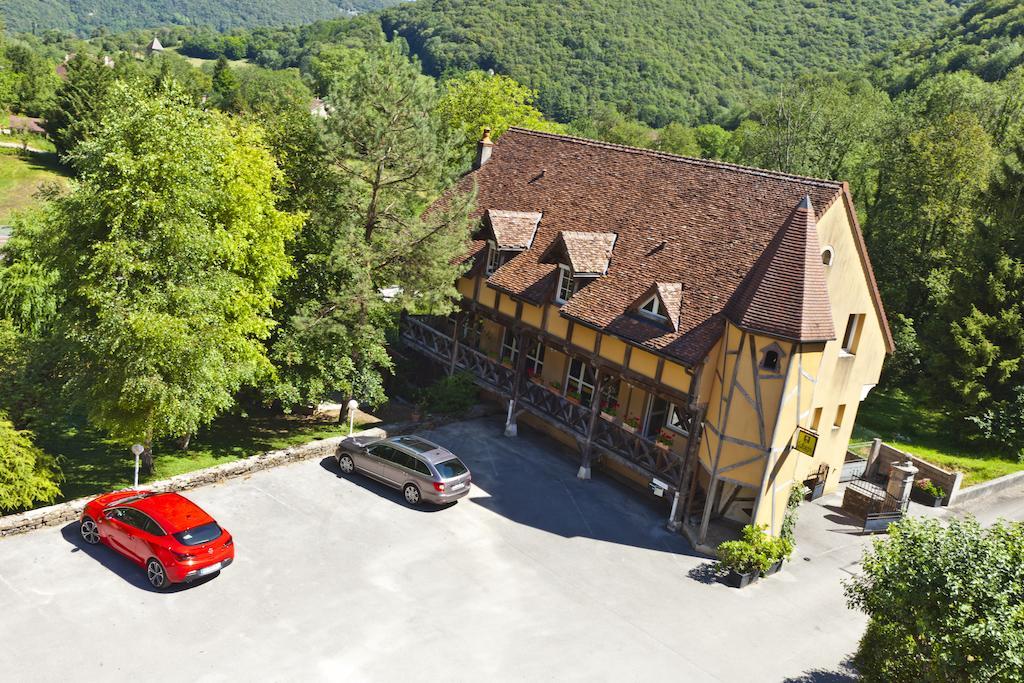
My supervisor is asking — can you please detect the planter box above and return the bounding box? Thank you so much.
[807,481,826,501]
[600,412,617,422]
[725,569,759,589]
[911,487,945,507]
[763,559,784,577]
[622,424,638,433]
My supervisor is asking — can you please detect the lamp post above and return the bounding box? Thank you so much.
[131,444,144,488]
[347,399,359,436]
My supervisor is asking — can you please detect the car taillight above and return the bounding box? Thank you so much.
[433,482,446,493]
[173,551,194,561]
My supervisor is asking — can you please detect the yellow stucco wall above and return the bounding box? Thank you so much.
[521,303,543,328]
[571,325,597,353]
[628,349,659,378]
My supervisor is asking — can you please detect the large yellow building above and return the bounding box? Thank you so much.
[402,128,892,543]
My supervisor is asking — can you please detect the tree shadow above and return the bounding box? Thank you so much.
[782,657,858,682]
[60,521,221,593]
[687,561,722,584]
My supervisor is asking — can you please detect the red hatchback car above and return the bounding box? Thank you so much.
[79,490,234,589]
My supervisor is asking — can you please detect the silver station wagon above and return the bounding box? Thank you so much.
[336,435,472,505]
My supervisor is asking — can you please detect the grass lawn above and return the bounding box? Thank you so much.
[34,412,367,504]
[0,149,69,223]
[852,389,1024,487]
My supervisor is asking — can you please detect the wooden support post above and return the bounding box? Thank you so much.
[504,330,529,437]
[698,478,720,543]
[578,369,605,480]
[448,312,462,377]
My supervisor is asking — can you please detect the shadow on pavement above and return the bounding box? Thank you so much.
[782,657,858,682]
[686,561,722,584]
[60,521,220,593]
[318,457,454,513]
[317,415,702,557]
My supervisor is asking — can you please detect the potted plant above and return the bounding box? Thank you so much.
[600,399,619,420]
[566,389,582,404]
[655,430,674,451]
[623,415,640,433]
[716,525,773,589]
[762,535,794,576]
[548,380,562,394]
[526,367,542,384]
[911,478,947,507]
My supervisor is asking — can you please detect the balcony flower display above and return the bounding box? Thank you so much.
[656,430,674,449]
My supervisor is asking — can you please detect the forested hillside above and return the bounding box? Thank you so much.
[380,0,964,126]
[2,0,403,34]
[875,0,1024,92]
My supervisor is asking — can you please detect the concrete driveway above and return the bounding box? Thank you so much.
[0,417,874,682]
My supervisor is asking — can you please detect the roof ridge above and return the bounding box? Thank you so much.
[506,127,844,191]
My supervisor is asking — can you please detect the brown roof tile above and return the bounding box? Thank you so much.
[725,196,836,342]
[544,230,616,275]
[448,128,890,365]
[486,209,542,250]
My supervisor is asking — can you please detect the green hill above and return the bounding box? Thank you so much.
[874,0,1024,92]
[2,0,404,34]
[381,0,964,126]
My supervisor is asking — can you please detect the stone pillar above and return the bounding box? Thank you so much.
[865,438,882,477]
[886,459,918,508]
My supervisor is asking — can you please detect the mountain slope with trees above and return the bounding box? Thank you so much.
[3,0,402,35]
[381,0,964,126]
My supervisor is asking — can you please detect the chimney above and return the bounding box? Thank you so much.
[474,128,494,170]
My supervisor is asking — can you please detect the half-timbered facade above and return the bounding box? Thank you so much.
[401,128,892,543]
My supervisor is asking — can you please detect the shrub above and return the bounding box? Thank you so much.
[419,372,478,415]
[780,483,806,544]
[716,524,785,574]
[914,478,946,499]
[845,517,1024,682]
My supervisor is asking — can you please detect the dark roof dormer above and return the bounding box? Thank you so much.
[485,209,542,251]
[540,230,616,277]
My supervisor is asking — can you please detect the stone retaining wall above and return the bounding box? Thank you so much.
[0,427,389,539]
[866,440,964,505]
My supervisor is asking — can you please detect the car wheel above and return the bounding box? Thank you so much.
[147,558,169,590]
[80,518,100,545]
[337,454,355,474]
[403,484,421,506]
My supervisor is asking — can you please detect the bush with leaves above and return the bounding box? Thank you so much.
[716,524,790,575]
[0,412,61,512]
[419,373,478,416]
[845,516,1024,682]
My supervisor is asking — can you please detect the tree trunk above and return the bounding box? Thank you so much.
[176,433,192,451]
[141,427,155,474]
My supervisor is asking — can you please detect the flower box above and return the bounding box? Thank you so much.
[763,559,784,577]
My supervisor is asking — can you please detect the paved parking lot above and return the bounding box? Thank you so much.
[0,417,873,682]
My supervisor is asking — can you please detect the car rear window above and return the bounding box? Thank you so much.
[392,436,437,454]
[435,458,468,479]
[173,522,222,546]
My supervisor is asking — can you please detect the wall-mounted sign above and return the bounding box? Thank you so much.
[649,478,668,497]
[795,428,818,457]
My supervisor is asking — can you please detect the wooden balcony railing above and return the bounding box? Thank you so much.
[400,315,688,484]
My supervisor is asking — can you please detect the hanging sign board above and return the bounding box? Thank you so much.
[795,428,818,457]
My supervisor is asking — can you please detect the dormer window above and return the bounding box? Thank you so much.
[485,240,500,276]
[555,265,577,304]
[639,295,667,321]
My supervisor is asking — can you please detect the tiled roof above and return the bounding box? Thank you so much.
[724,196,836,342]
[486,209,542,250]
[544,230,616,275]
[451,128,891,365]
[637,282,684,332]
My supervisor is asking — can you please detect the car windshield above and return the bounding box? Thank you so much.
[435,458,468,479]
[173,522,222,547]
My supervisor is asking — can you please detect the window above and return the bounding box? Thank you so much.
[555,265,577,304]
[412,458,432,476]
[646,397,689,437]
[565,358,595,403]
[821,246,834,267]
[174,522,223,546]
[841,314,863,355]
[391,436,437,454]
[639,295,666,321]
[435,458,468,479]
[811,407,823,432]
[525,341,545,376]
[501,328,519,365]
[761,350,780,372]
[833,404,846,431]
[485,241,500,275]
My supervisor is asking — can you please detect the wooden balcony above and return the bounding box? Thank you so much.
[400,315,690,485]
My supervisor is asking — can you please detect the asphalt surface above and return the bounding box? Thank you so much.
[2,416,1019,682]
